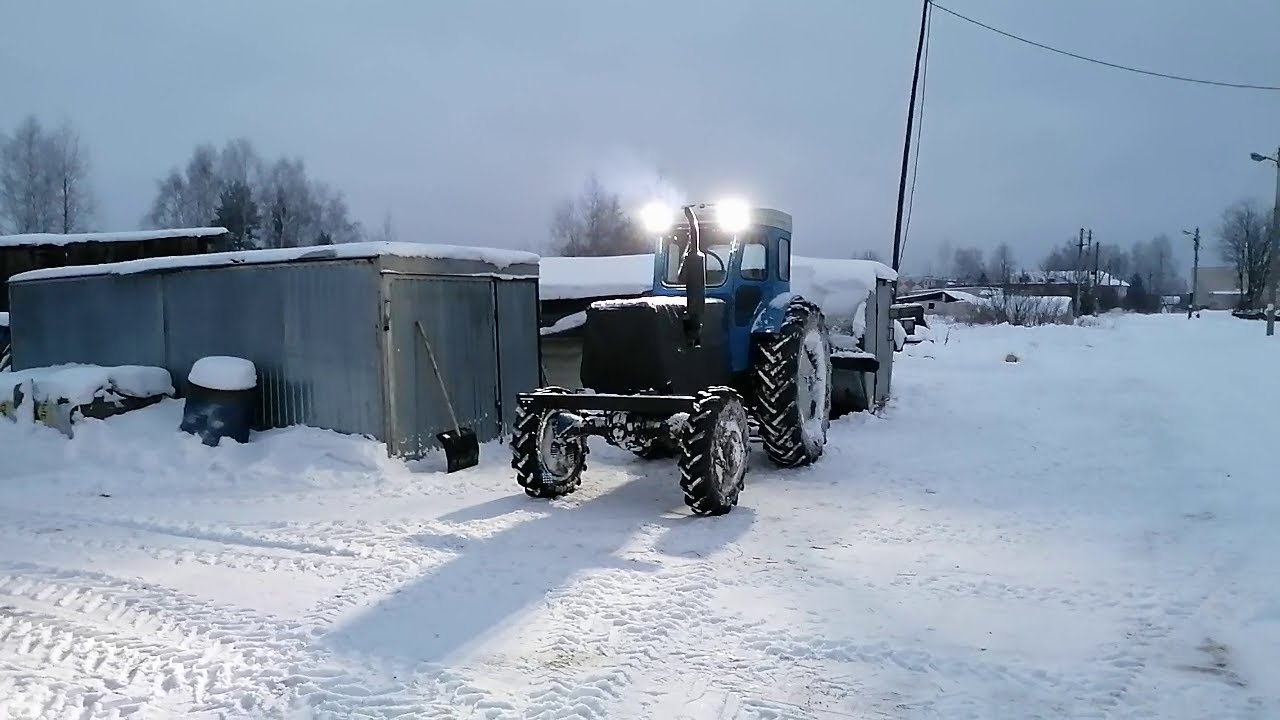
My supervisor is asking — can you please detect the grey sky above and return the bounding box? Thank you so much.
[2,0,1278,274]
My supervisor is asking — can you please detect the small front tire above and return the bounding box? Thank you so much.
[678,388,750,516]
[511,388,588,499]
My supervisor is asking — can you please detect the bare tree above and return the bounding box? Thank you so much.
[988,242,1015,285]
[373,211,397,243]
[0,115,57,233]
[858,249,884,263]
[1217,199,1274,309]
[549,174,644,256]
[48,122,95,233]
[952,247,985,283]
[144,169,191,229]
[184,144,222,227]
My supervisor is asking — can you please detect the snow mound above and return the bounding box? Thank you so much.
[188,356,257,391]
[540,311,587,336]
[9,241,540,283]
[0,227,228,248]
[538,254,655,300]
[4,364,174,405]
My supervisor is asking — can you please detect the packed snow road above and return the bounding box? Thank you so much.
[0,312,1276,719]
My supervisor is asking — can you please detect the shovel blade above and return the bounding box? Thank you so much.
[437,428,480,473]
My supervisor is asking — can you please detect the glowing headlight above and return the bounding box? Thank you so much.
[715,198,751,233]
[640,202,674,234]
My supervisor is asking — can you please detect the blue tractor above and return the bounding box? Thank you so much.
[512,200,832,515]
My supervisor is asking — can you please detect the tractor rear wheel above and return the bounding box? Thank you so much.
[678,388,750,516]
[752,298,832,467]
[511,387,588,499]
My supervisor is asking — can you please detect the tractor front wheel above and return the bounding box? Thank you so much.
[511,388,588,499]
[752,298,832,467]
[678,388,750,516]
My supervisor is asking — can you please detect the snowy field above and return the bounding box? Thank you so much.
[1,312,1277,719]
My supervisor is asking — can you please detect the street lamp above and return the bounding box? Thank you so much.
[1250,148,1280,336]
[1183,228,1200,319]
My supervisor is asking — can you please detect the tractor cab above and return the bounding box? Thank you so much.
[648,206,794,373]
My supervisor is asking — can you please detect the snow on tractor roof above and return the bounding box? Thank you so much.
[9,241,541,283]
[0,227,229,248]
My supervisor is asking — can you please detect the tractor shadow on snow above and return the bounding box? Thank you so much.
[320,451,755,667]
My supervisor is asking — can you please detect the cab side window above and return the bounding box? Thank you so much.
[740,240,767,280]
[778,236,791,281]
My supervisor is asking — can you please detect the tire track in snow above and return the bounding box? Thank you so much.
[0,562,496,718]
[0,517,368,581]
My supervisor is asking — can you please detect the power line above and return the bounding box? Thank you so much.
[931,2,1280,92]
[899,3,932,265]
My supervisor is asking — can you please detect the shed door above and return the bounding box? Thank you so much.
[386,276,500,458]
[493,279,541,437]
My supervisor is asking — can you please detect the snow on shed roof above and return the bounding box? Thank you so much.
[8,241,541,283]
[0,227,229,248]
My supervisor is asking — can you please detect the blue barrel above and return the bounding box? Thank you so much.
[179,356,257,446]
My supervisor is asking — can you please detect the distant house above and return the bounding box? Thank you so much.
[895,288,986,316]
[1191,266,1248,310]
[1007,270,1130,301]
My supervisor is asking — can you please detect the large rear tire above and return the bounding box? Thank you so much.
[511,387,588,499]
[752,298,832,467]
[678,388,750,516]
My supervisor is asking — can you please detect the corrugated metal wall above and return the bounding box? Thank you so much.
[385,276,500,458]
[493,279,541,436]
[9,274,167,369]
[9,257,542,457]
[161,261,385,436]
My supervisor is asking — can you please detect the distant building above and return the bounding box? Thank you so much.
[1006,270,1129,301]
[0,228,231,312]
[895,288,986,316]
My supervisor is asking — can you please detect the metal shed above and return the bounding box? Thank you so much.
[0,227,230,312]
[6,242,541,458]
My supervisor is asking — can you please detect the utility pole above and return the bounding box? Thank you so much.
[1183,227,1200,319]
[1269,146,1279,336]
[1074,228,1091,317]
[1093,238,1101,313]
[1248,146,1279,336]
[891,0,932,275]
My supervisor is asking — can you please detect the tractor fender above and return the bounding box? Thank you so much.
[750,291,801,335]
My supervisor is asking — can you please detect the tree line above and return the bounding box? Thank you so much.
[0,116,94,234]
[0,114,364,249]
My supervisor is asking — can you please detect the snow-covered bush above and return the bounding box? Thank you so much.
[962,294,1072,327]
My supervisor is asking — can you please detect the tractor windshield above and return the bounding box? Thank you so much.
[660,228,739,287]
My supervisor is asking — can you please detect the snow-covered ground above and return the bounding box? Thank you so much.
[0,312,1276,719]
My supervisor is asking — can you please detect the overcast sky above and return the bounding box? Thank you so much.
[3,0,1278,273]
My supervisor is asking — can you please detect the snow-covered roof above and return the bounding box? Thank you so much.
[539,253,895,305]
[1016,270,1130,287]
[9,242,541,283]
[896,289,983,305]
[539,254,655,300]
[0,227,229,248]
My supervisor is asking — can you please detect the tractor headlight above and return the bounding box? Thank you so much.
[640,202,674,234]
[715,198,751,233]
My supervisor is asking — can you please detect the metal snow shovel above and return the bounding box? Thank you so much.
[415,321,479,472]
